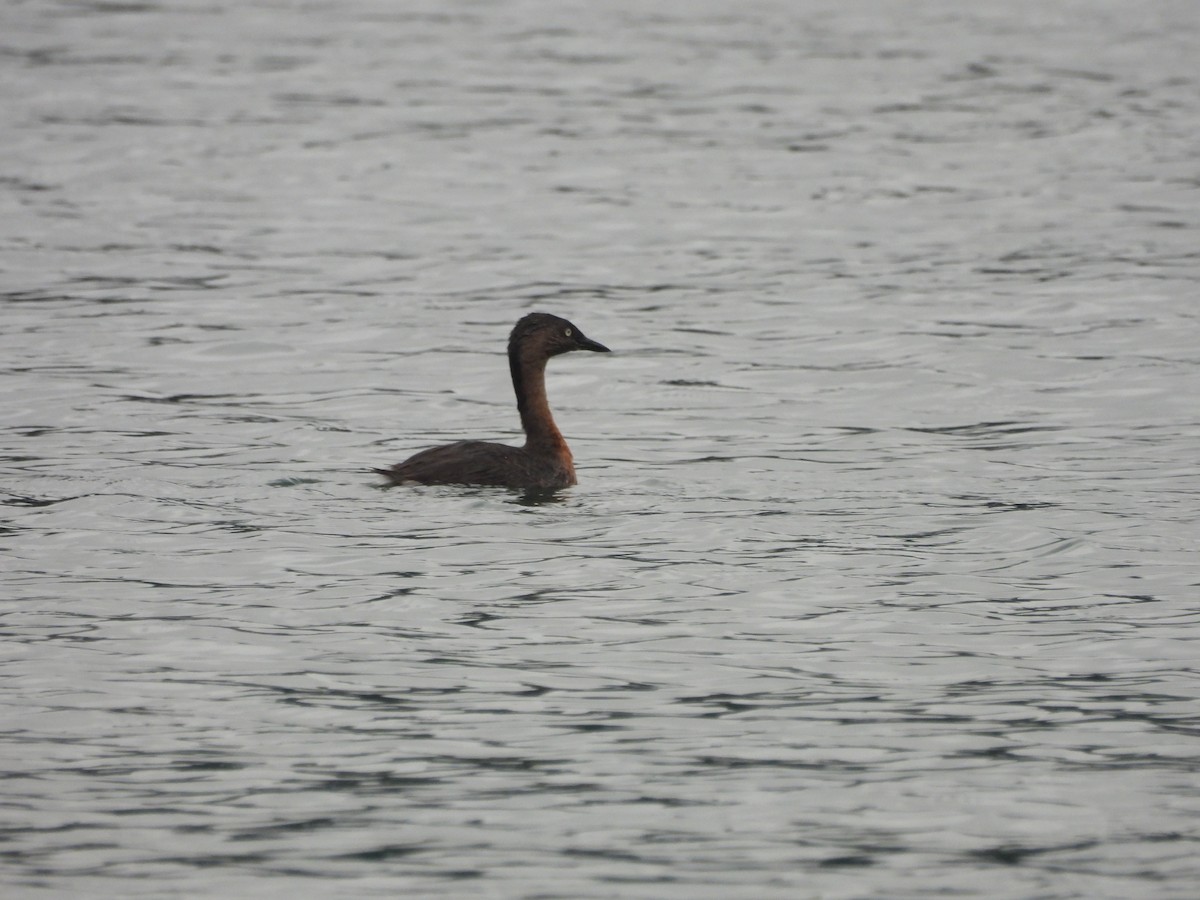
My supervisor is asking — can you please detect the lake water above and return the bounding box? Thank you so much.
[2,0,1199,897]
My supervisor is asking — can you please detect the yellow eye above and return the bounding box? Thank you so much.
[564,328,572,337]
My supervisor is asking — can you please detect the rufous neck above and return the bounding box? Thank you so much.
[510,348,567,451]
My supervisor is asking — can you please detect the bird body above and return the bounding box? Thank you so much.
[376,313,609,490]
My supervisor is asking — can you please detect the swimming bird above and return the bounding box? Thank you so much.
[375,313,610,490]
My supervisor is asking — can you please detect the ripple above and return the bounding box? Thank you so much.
[2,0,1199,896]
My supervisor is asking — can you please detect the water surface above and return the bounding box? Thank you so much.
[2,1,1199,897]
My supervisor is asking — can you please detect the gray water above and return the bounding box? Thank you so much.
[3,0,1199,897]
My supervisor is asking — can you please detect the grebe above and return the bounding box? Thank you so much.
[375,313,610,490]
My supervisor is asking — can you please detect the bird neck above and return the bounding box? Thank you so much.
[510,347,569,455]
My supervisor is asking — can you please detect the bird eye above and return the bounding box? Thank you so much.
[564,328,572,337]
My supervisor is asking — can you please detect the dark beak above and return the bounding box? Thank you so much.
[575,333,611,353]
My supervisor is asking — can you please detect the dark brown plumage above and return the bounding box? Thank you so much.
[375,313,610,490]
